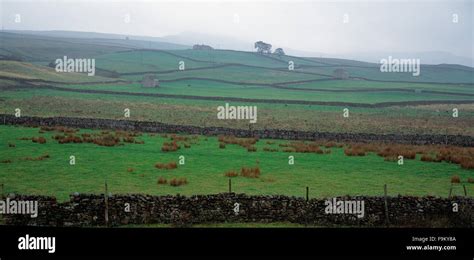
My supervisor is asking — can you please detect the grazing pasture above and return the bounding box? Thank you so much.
[0,125,472,201]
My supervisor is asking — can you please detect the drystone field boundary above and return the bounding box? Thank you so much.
[3,193,473,227]
[2,114,474,146]
[4,82,474,108]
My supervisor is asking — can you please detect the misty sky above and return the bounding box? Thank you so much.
[1,0,472,58]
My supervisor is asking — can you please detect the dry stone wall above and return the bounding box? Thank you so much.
[2,114,474,146]
[3,193,473,227]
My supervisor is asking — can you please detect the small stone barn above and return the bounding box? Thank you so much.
[333,69,349,79]
[142,74,159,88]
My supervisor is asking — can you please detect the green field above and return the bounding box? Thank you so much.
[2,88,474,136]
[52,81,474,104]
[0,60,121,83]
[0,125,472,201]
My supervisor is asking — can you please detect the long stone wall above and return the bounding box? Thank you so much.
[2,114,474,146]
[3,193,473,227]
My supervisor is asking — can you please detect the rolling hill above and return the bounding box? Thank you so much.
[1,30,473,136]
[0,60,125,84]
[0,31,188,62]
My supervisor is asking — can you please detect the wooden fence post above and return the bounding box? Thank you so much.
[384,184,390,227]
[228,178,232,193]
[104,181,109,227]
[306,187,309,202]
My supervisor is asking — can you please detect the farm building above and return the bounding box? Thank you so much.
[333,69,349,79]
[141,74,159,88]
[192,44,214,50]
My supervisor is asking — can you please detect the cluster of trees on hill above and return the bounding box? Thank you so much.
[254,41,285,56]
[190,41,285,56]
[274,48,285,56]
[254,41,272,54]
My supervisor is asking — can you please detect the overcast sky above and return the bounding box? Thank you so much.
[1,0,472,58]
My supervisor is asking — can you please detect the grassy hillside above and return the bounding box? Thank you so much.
[300,65,474,84]
[4,30,190,49]
[62,49,474,105]
[0,60,123,83]
[0,32,187,62]
[95,50,213,73]
[1,32,473,136]
[0,32,127,62]
[122,65,329,83]
[48,81,473,104]
[94,49,474,84]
